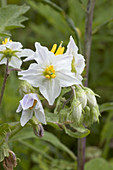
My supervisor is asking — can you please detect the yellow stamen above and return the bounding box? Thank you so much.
[29,100,37,110]
[45,75,51,79]
[51,44,57,53]
[51,74,56,78]
[45,67,49,72]
[49,65,54,69]
[44,65,56,79]
[2,38,12,45]
[54,41,65,56]
[60,47,65,54]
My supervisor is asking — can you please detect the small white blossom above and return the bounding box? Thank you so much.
[18,42,81,105]
[0,38,23,69]
[16,93,46,126]
[66,36,85,82]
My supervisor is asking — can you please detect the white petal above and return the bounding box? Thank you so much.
[56,71,80,87]
[66,36,78,55]
[53,54,73,72]
[39,78,61,105]
[9,56,22,69]
[0,57,7,65]
[75,54,85,74]
[20,110,33,126]
[0,45,6,51]
[35,42,54,65]
[7,42,23,50]
[16,104,22,112]
[35,109,46,124]
[20,94,34,110]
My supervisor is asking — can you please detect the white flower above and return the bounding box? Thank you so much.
[16,93,46,126]
[0,38,23,69]
[18,42,81,105]
[66,36,85,82]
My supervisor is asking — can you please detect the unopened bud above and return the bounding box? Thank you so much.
[76,87,87,108]
[33,124,44,137]
[19,81,34,96]
[91,105,100,123]
[3,150,17,170]
[84,87,97,107]
[72,99,82,123]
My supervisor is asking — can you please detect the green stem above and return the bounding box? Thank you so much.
[77,0,96,170]
[1,0,7,7]
[8,125,23,140]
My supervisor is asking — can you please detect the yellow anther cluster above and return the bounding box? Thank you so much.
[29,100,37,110]
[2,38,12,45]
[44,65,56,79]
[51,42,65,56]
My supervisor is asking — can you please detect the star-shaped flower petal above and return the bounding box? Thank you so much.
[16,93,46,126]
[66,36,85,82]
[18,42,81,105]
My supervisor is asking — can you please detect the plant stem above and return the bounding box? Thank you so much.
[1,0,7,7]
[77,0,95,170]
[0,59,9,105]
[84,0,96,87]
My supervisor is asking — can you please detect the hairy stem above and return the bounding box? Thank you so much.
[77,0,96,170]
[0,59,9,105]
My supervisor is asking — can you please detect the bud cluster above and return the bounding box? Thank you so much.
[71,85,100,126]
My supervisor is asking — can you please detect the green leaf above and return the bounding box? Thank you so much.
[85,158,113,170]
[99,103,113,112]
[9,127,76,160]
[19,140,53,161]
[63,125,90,138]
[0,4,30,35]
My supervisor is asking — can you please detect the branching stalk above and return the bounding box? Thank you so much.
[77,0,96,170]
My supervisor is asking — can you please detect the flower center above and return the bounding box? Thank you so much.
[51,41,65,55]
[2,38,12,45]
[29,100,37,110]
[44,65,56,79]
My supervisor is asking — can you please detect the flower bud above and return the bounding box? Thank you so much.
[33,124,44,137]
[90,105,100,123]
[72,99,82,123]
[84,87,97,107]
[76,87,87,108]
[3,150,17,170]
[19,81,35,96]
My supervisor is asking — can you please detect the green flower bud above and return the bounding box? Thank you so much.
[84,87,97,107]
[76,87,87,108]
[72,99,82,123]
[19,81,35,96]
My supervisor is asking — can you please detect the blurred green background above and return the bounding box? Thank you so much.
[1,0,113,169]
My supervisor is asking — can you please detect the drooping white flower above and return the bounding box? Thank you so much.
[0,38,23,69]
[16,93,46,126]
[18,42,81,105]
[66,36,85,82]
